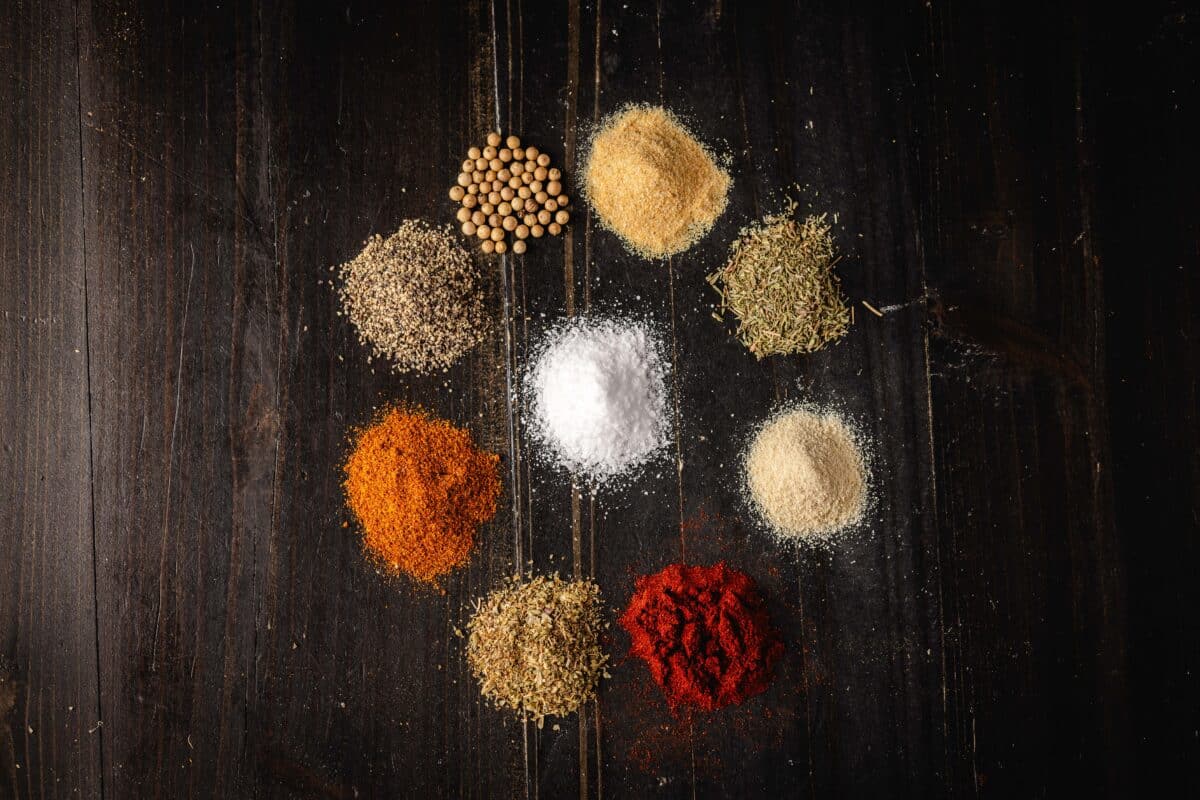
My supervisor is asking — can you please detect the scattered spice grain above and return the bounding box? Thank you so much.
[335,220,487,373]
[467,574,608,723]
[707,208,850,357]
[583,105,730,259]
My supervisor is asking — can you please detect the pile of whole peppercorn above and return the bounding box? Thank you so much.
[449,132,571,254]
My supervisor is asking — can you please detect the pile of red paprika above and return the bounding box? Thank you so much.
[620,562,783,711]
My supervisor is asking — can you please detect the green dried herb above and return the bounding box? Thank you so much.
[467,574,608,725]
[707,208,850,357]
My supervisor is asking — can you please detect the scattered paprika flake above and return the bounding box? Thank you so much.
[342,406,500,584]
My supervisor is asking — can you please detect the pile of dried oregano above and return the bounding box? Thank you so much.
[466,574,608,724]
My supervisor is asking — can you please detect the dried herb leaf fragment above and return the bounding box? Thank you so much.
[467,574,608,724]
[708,208,850,357]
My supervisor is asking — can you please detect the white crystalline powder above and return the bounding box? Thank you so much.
[528,317,669,484]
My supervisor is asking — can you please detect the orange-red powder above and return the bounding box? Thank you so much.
[343,407,500,583]
[620,563,783,710]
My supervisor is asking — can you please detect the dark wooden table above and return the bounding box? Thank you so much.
[2,1,1196,797]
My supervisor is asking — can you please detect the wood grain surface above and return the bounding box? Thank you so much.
[1,1,1196,798]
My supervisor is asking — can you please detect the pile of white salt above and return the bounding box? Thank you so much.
[527,316,669,485]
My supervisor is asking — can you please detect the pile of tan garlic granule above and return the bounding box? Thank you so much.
[583,105,730,259]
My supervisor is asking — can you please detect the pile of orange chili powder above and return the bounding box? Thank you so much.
[343,406,500,583]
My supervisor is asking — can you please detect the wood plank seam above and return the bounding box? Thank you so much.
[72,0,106,795]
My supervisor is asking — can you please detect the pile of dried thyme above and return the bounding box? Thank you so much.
[466,574,608,723]
[707,209,850,357]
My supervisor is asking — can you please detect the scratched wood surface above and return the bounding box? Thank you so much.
[1,1,1196,798]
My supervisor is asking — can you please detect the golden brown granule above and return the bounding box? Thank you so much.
[583,105,729,259]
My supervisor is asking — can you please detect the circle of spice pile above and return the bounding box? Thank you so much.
[467,574,608,723]
[335,220,487,373]
[343,406,500,584]
[620,563,783,711]
[449,132,571,255]
[583,104,730,259]
[708,208,850,357]
[744,406,867,541]
[527,316,669,484]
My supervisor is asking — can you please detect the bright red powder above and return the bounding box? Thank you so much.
[619,563,784,710]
